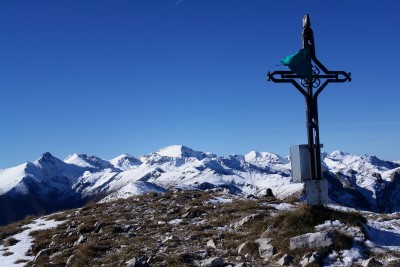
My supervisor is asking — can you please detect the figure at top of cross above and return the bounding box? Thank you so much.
[302,14,314,49]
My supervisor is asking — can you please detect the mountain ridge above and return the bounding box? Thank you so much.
[0,145,399,225]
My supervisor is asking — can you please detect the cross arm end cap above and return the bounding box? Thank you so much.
[267,71,272,81]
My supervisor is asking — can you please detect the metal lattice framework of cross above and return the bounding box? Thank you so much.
[267,14,351,183]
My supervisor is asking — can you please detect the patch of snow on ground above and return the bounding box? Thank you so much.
[168,219,183,225]
[326,204,363,213]
[0,218,63,266]
[315,220,365,242]
[209,197,233,204]
[315,220,344,230]
[364,218,400,251]
[262,202,294,211]
[324,244,365,267]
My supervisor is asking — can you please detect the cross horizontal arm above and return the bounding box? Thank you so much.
[324,71,351,82]
[268,71,351,83]
[312,55,352,82]
[267,70,295,81]
[267,71,308,97]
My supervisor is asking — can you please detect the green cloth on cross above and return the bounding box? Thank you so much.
[280,46,312,80]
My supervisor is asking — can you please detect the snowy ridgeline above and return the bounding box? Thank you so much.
[0,145,399,225]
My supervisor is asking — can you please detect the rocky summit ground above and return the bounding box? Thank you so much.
[1,189,400,267]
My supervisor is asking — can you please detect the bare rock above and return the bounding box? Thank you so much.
[254,238,275,259]
[231,212,266,230]
[315,220,365,242]
[93,221,103,233]
[66,255,74,266]
[290,231,333,250]
[67,220,78,230]
[372,172,383,183]
[179,253,193,264]
[265,188,274,197]
[201,257,225,267]
[206,239,216,248]
[193,250,209,260]
[300,252,323,267]
[146,256,153,265]
[362,257,383,267]
[34,249,51,262]
[181,208,205,219]
[277,254,293,266]
[74,235,87,246]
[125,257,138,267]
[126,227,136,238]
[129,256,149,267]
[235,262,253,267]
[237,241,248,254]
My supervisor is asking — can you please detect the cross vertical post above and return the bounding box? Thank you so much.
[267,14,351,205]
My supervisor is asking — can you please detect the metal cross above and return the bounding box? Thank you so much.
[267,14,351,181]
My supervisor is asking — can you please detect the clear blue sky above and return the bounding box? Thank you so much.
[1,0,400,168]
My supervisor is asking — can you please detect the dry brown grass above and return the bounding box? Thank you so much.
[239,241,259,256]
[163,254,192,266]
[0,215,35,240]
[387,259,400,267]
[29,228,55,255]
[10,190,375,267]
[14,259,30,264]
[2,237,19,247]
[3,251,13,256]
[264,204,366,256]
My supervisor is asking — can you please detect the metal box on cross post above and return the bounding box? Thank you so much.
[290,144,323,183]
[305,179,328,205]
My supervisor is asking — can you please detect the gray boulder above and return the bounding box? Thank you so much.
[125,257,138,267]
[300,252,322,267]
[73,235,87,246]
[290,231,333,250]
[237,241,248,254]
[277,254,293,266]
[361,257,383,267]
[230,212,265,230]
[200,257,225,267]
[255,238,276,259]
[206,239,216,249]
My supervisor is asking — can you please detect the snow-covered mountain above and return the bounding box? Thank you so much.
[323,150,400,212]
[0,145,399,225]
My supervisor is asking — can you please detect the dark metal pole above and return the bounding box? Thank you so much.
[306,83,316,180]
[313,96,322,179]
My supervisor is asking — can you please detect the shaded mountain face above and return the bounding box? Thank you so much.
[0,145,399,225]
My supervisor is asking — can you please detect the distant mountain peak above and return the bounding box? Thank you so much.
[36,152,55,161]
[155,145,211,160]
[34,152,65,169]
[245,151,288,164]
[64,153,113,170]
[328,150,349,159]
[155,145,192,157]
[110,154,142,171]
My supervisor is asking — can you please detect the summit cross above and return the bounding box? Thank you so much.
[267,14,351,204]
